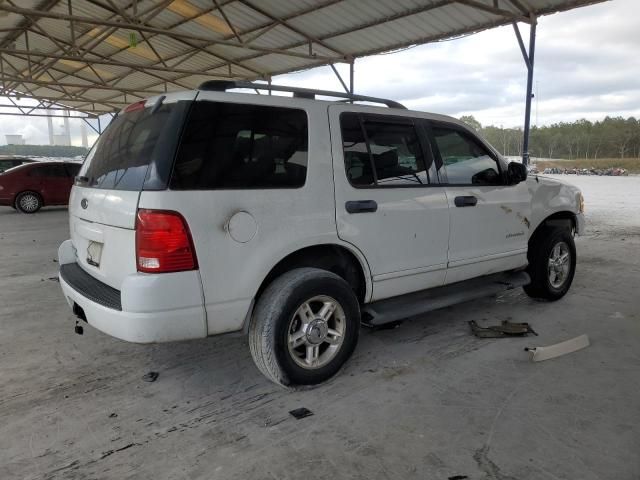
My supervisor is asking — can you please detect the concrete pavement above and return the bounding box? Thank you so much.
[1,205,638,480]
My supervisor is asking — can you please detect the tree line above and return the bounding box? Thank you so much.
[0,144,89,158]
[460,116,640,160]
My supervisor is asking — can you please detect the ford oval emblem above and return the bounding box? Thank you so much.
[81,198,88,209]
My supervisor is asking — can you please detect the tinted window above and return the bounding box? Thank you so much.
[341,113,427,187]
[341,113,372,186]
[65,164,81,177]
[171,102,308,189]
[431,126,501,185]
[79,101,190,191]
[0,159,27,172]
[29,164,68,178]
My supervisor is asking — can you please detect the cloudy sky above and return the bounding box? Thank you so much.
[0,0,637,146]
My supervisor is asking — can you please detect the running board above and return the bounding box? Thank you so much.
[362,271,530,327]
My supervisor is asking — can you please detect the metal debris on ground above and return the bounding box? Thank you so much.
[469,320,538,338]
[525,334,590,362]
[289,407,314,420]
[141,371,159,382]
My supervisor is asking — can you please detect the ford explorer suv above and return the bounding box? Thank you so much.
[0,161,81,213]
[58,81,584,387]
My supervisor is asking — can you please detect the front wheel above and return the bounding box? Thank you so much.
[249,268,360,387]
[15,191,42,214]
[524,226,576,300]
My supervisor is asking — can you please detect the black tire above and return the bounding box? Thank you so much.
[249,268,360,387]
[15,191,42,214]
[523,226,576,301]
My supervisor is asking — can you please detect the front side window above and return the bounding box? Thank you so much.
[340,113,428,187]
[431,126,501,185]
[171,102,308,189]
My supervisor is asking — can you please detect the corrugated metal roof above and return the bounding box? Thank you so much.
[0,0,608,115]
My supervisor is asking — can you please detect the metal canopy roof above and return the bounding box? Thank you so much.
[0,0,605,117]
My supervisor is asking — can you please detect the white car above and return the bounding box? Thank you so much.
[59,81,585,387]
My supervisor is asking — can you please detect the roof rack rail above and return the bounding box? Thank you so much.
[197,80,407,109]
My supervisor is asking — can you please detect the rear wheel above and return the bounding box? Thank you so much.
[15,191,42,214]
[524,226,576,300]
[249,268,360,387]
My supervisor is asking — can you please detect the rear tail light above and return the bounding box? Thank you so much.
[124,100,146,113]
[136,209,198,273]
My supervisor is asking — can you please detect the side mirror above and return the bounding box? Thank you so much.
[507,161,528,184]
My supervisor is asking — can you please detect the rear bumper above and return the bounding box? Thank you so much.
[58,240,207,343]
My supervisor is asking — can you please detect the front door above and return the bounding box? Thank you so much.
[329,106,450,301]
[426,121,531,284]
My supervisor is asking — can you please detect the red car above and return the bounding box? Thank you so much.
[0,161,81,213]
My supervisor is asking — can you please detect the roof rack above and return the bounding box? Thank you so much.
[197,80,407,109]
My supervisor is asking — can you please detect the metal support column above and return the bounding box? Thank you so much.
[330,63,350,94]
[82,118,100,135]
[513,15,537,166]
[349,60,354,94]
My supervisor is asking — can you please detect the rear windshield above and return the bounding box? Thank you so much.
[170,101,308,189]
[78,100,189,191]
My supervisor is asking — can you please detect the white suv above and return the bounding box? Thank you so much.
[58,81,585,387]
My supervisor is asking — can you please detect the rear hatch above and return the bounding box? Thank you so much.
[70,91,196,289]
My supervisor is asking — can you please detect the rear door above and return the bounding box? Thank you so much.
[140,95,323,333]
[329,106,450,301]
[426,121,530,284]
[29,164,69,204]
[69,92,196,289]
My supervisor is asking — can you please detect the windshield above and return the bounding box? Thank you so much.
[78,100,190,191]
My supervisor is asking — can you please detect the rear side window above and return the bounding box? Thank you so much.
[171,101,308,189]
[65,164,81,177]
[29,164,68,177]
[340,113,428,187]
[431,126,502,185]
[79,101,190,191]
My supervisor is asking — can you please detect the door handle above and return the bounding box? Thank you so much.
[345,200,378,214]
[454,195,478,207]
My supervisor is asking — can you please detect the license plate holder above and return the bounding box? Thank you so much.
[87,241,103,267]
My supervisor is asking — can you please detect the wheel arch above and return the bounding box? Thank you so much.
[14,190,44,209]
[257,243,370,303]
[242,243,371,333]
[529,210,576,244]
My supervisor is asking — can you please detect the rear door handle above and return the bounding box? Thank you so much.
[454,195,477,207]
[345,200,378,214]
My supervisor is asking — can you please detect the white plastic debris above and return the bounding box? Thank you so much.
[525,334,590,362]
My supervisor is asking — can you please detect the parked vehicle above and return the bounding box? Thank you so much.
[58,82,585,387]
[0,161,81,213]
[0,157,35,172]
[543,166,628,176]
